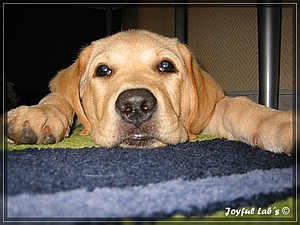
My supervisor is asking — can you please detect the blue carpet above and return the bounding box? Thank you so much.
[5,139,295,219]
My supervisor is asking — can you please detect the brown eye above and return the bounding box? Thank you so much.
[158,60,175,73]
[94,65,112,77]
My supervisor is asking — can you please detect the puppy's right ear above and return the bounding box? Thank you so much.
[49,46,92,136]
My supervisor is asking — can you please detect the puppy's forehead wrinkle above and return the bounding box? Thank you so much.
[91,31,180,60]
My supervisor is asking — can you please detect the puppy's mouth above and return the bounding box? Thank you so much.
[120,133,156,148]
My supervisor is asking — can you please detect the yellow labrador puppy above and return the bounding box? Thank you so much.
[7,30,293,154]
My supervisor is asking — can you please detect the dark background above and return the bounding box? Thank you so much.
[4,4,122,109]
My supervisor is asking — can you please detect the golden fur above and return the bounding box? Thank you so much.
[7,30,293,154]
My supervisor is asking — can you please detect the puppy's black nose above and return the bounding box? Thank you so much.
[115,88,157,126]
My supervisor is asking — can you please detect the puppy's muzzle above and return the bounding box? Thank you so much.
[115,88,157,126]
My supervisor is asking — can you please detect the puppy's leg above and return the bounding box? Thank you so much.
[203,97,293,154]
[7,93,74,144]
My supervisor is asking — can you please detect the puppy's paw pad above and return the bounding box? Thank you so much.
[43,125,56,144]
[20,120,38,144]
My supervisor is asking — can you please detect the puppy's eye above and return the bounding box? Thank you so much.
[158,60,175,73]
[94,65,112,77]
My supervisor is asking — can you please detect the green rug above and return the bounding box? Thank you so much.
[7,125,220,150]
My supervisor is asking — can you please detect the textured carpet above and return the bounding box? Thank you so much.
[5,137,295,219]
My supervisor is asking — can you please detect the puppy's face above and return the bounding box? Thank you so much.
[79,30,192,148]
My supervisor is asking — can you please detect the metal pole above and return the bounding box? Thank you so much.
[175,5,187,43]
[257,4,282,109]
[106,7,112,36]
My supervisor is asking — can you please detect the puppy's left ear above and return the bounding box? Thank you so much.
[177,43,225,138]
[49,46,93,136]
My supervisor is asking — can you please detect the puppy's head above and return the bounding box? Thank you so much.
[52,30,224,148]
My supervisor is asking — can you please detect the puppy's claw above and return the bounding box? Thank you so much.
[64,127,70,138]
[251,133,264,149]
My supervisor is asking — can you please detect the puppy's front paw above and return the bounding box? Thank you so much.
[7,105,70,145]
[254,112,293,155]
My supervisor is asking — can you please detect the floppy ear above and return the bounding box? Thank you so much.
[177,43,225,138]
[49,46,92,136]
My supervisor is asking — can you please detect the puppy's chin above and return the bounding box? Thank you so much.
[119,135,167,149]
